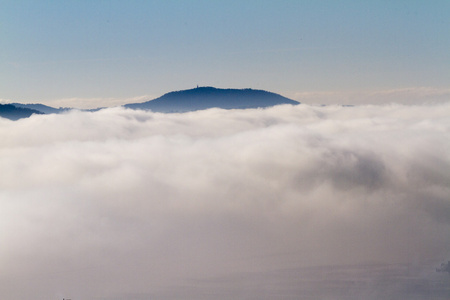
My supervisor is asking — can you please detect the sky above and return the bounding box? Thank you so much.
[1,103,450,299]
[1,0,449,108]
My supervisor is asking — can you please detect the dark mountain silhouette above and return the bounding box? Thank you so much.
[0,104,43,120]
[2,87,299,120]
[11,103,70,114]
[124,87,299,112]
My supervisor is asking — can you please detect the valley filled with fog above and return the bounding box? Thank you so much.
[1,103,449,300]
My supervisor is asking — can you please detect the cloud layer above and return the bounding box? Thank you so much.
[292,87,450,105]
[1,103,450,299]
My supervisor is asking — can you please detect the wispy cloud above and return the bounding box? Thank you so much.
[291,87,450,105]
[9,95,155,109]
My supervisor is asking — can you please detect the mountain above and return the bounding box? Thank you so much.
[1,87,299,120]
[0,104,43,120]
[124,87,299,112]
[11,103,70,114]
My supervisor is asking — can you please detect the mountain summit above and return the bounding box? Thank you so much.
[124,87,299,112]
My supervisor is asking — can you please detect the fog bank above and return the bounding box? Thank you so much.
[1,103,449,299]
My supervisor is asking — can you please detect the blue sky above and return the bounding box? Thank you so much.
[1,0,449,107]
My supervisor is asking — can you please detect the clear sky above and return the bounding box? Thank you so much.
[1,0,449,108]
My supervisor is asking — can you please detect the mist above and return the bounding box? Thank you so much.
[1,103,449,300]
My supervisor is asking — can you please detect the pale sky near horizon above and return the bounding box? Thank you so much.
[1,0,449,108]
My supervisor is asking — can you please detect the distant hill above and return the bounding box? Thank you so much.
[124,87,299,112]
[11,103,70,114]
[1,87,299,120]
[0,104,43,120]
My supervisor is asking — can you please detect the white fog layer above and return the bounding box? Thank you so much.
[1,103,450,299]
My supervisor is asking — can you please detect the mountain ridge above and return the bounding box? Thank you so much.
[11,103,70,114]
[124,86,299,112]
[0,104,44,120]
[1,87,300,120]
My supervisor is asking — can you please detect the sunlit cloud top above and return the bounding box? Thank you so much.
[1,103,450,299]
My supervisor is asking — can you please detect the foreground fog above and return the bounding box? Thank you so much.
[1,103,450,300]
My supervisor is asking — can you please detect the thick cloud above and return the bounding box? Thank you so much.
[1,103,450,300]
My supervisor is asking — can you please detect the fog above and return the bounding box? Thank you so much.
[1,103,450,300]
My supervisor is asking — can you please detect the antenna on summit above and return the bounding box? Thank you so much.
[196,84,199,88]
